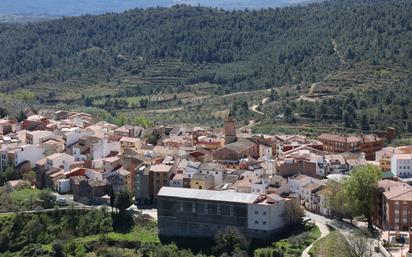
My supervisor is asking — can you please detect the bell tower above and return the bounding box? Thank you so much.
[224,113,237,145]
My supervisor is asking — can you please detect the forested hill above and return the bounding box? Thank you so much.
[0,0,411,94]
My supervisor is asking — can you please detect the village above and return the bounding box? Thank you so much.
[0,109,411,256]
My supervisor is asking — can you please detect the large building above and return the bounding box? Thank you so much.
[374,180,412,231]
[157,187,288,239]
[318,133,383,160]
[212,138,259,166]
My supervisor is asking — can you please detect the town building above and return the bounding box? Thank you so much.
[374,180,412,231]
[391,153,412,178]
[224,114,237,145]
[318,133,383,160]
[157,187,288,239]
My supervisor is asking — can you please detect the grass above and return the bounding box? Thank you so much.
[254,224,321,257]
[74,223,160,245]
[9,188,41,202]
[308,230,346,257]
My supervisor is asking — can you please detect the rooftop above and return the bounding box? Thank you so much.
[158,187,259,204]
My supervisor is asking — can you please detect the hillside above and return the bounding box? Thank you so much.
[0,0,411,134]
[0,0,312,16]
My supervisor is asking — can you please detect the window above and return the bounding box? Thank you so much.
[255,210,258,215]
[263,211,267,216]
[254,220,258,224]
[263,221,267,225]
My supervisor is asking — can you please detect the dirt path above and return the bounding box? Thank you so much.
[332,39,347,65]
[301,222,330,257]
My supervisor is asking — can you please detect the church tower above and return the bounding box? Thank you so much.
[224,113,237,145]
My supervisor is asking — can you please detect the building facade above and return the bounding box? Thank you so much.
[157,187,287,239]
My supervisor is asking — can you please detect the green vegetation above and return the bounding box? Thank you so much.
[343,165,381,231]
[309,230,346,257]
[0,187,56,212]
[0,0,411,134]
[254,223,320,257]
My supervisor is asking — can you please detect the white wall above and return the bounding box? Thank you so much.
[57,179,71,194]
[47,154,75,169]
[65,128,92,146]
[391,156,412,177]
[15,145,44,167]
[91,139,120,160]
[248,200,286,231]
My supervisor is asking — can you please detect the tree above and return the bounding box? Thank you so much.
[0,107,7,118]
[109,186,115,213]
[360,113,370,131]
[38,189,56,209]
[269,88,278,101]
[52,240,65,257]
[213,226,249,256]
[134,116,151,128]
[114,189,132,214]
[325,180,351,219]
[283,199,304,225]
[338,234,373,257]
[343,165,380,231]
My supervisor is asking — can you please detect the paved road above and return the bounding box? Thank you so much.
[303,211,383,257]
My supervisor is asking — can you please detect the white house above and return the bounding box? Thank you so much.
[288,174,321,199]
[26,130,54,145]
[198,162,226,188]
[251,178,271,195]
[46,153,75,171]
[248,194,287,232]
[62,127,93,147]
[14,144,44,168]
[391,153,412,178]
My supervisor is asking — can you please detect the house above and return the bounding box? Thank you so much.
[10,144,44,168]
[71,176,109,205]
[232,172,258,193]
[169,172,184,188]
[288,174,321,199]
[151,164,174,199]
[22,115,49,131]
[277,159,318,178]
[26,130,54,144]
[374,180,412,231]
[277,146,325,177]
[119,137,141,154]
[212,138,259,166]
[275,135,323,156]
[318,133,383,160]
[195,135,224,151]
[73,136,120,162]
[114,125,144,138]
[103,156,121,173]
[46,153,75,170]
[376,146,412,172]
[61,127,93,147]
[0,119,18,135]
[190,173,214,190]
[40,139,65,156]
[301,182,325,213]
[106,168,133,193]
[157,187,288,239]
[391,153,412,178]
[198,162,226,189]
